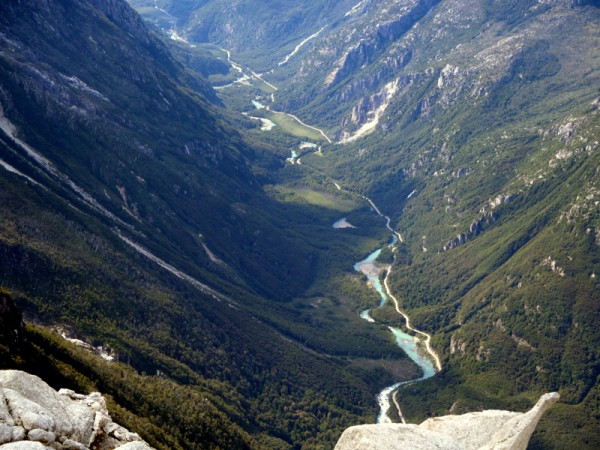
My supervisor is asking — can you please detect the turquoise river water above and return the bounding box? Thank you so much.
[353,239,436,423]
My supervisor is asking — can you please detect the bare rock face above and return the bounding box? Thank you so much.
[335,423,465,450]
[334,392,559,450]
[0,370,153,450]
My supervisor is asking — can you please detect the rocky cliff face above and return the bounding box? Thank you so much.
[0,370,153,450]
[334,393,559,450]
[281,0,591,138]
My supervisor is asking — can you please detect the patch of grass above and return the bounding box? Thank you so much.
[268,111,328,141]
[268,186,359,211]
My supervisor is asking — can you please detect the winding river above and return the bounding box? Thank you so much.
[213,43,440,424]
[342,195,442,423]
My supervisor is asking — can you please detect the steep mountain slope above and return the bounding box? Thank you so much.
[0,1,416,449]
[269,0,597,138]
[0,0,321,302]
[383,107,600,449]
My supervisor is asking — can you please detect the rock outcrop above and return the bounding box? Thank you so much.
[334,392,559,450]
[0,370,153,450]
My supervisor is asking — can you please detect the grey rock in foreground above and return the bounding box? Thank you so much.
[0,370,154,450]
[335,392,559,450]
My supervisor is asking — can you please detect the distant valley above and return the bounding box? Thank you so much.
[1,0,599,449]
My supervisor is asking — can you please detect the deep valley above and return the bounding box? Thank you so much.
[0,0,598,449]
